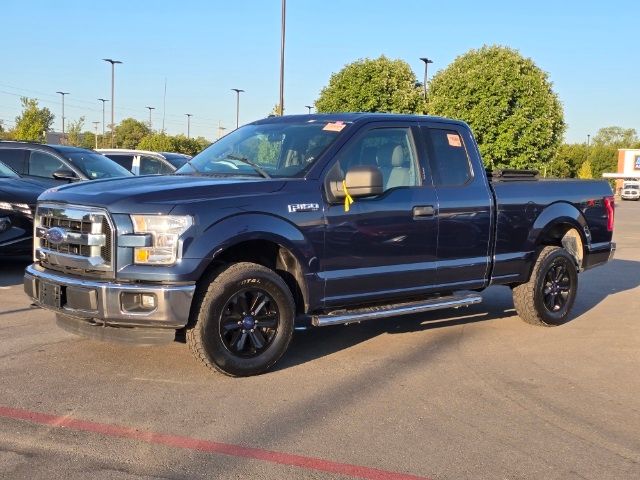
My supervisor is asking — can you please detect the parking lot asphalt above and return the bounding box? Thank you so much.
[0,201,638,480]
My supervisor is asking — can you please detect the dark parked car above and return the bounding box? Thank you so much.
[25,114,615,376]
[97,149,192,175]
[0,141,133,187]
[0,161,50,256]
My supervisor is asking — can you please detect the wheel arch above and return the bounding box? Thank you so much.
[528,202,589,271]
[192,214,316,314]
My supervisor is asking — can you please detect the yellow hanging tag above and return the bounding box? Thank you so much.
[342,179,354,212]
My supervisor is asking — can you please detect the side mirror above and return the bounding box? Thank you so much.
[330,165,383,200]
[52,169,79,182]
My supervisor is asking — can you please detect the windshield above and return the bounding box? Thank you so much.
[66,152,134,179]
[624,184,639,189]
[0,161,19,178]
[177,121,347,178]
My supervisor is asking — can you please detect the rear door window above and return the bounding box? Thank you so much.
[104,154,134,171]
[28,151,65,178]
[0,148,28,174]
[140,156,173,175]
[421,128,472,186]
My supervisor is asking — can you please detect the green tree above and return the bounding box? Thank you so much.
[114,118,150,149]
[138,133,177,152]
[587,144,617,179]
[427,45,565,170]
[592,126,639,148]
[553,143,589,178]
[80,131,97,149]
[171,134,204,156]
[578,160,593,179]
[13,97,55,142]
[65,117,85,146]
[316,55,425,114]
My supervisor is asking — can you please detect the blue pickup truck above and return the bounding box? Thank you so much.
[24,113,615,376]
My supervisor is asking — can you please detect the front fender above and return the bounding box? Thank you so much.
[186,213,320,275]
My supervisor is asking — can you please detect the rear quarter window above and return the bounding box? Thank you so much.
[422,128,472,186]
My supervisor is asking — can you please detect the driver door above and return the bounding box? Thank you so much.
[321,124,439,308]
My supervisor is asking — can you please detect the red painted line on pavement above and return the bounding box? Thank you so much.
[0,405,430,480]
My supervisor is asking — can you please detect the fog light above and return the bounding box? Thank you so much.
[121,292,157,313]
[141,293,156,309]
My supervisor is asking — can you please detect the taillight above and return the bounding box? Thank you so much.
[604,196,615,232]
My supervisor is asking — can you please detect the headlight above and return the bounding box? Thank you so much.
[130,215,193,265]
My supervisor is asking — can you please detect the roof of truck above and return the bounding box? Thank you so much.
[252,112,469,128]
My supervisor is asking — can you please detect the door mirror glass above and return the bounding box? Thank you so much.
[330,165,383,199]
[52,168,79,181]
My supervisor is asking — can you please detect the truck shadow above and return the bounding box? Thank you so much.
[280,258,640,371]
[0,257,30,288]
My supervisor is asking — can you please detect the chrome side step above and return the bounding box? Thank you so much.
[311,293,482,327]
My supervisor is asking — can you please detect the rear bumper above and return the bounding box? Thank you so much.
[583,241,615,271]
[24,264,196,340]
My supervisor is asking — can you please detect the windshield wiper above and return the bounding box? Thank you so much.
[224,154,271,179]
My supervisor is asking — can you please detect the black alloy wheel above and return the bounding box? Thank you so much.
[542,258,573,315]
[220,288,280,358]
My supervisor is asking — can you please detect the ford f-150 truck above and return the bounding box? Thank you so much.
[24,114,616,376]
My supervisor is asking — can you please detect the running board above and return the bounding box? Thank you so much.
[311,293,482,327]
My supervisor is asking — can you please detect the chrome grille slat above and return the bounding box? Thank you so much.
[34,203,115,278]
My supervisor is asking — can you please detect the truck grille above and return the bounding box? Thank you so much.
[34,203,115,277]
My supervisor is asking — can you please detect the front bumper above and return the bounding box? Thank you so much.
[24,264,196,341]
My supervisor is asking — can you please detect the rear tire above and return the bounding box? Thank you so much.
[512,246,578,327]
[187,262,295,376]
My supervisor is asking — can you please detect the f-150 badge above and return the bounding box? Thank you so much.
[288,203,319,213]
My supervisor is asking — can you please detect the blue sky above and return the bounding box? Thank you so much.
[1,0,638,143]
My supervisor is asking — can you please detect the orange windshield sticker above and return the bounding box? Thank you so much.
[323,121,346,132]
[447,133,462,147]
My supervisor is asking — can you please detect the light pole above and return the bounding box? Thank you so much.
[103,58,122,147]
[231,89,244,129]
[305,105,313,114]
[217,121,227,139]
[419,57,433,100]
[98,98,108,137]
[56,91,69,135]
[185,114,193,139]
[587,134,591,147]
[92,121,100,149]
[279,0,286,115]
[146,106,155,129]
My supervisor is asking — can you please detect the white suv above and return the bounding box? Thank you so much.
[621,183,640,200]
[97,149,191,175]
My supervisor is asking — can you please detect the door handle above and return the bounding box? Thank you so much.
[413,205,435,219]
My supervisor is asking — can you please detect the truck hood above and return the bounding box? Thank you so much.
[38,174,287,214]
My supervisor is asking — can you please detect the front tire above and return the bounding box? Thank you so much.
[187,262,295,376]
[512,246,578,327]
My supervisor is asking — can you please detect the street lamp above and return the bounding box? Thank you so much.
[279,0,286,115]
[103,58,122,147]
[146,106,155,129]
[217,121,227,139]
[56,91,69,135]
[185,113,193,139]
[98,98,108,137]
[587,134,591,147]
[231,89,244,129]
[419,57,433,100]
[305,105,313,114]
[92,121,100,149]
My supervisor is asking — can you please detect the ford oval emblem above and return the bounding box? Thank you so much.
[45,227,67,245]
